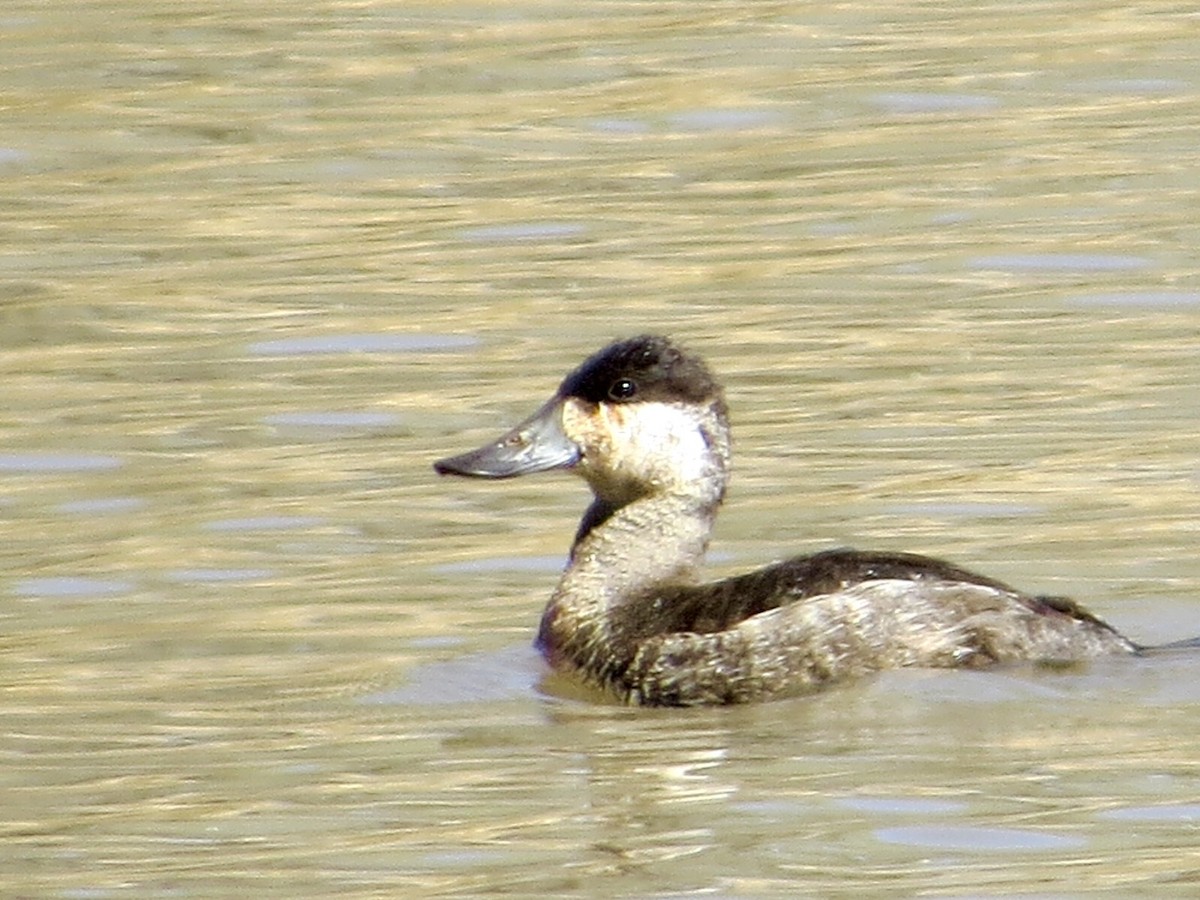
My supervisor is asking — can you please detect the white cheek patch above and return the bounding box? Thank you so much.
[607,402,714,488]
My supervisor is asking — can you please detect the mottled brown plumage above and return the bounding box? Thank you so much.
[435,335,1139,706]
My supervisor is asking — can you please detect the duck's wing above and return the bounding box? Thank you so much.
[654,547,1019,635]
[622,577,1135,706]
[774,548,1131,638]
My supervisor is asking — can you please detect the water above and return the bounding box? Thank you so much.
[3,1,1200,895]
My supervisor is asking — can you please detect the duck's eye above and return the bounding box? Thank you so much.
[608,378,638,401]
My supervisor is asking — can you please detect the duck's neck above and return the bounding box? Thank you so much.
[535,492,716,681]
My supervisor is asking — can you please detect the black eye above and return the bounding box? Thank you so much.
[608,378,637,401]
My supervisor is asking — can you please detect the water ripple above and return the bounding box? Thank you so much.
[969,253,1151,273]
[248,333,477,356]
[1066,291,1200,310]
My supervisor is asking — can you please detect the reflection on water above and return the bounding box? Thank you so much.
[363,645,544,706]
[3,0,1200,895]
[12,575,136,597]
[0,453,124,472]
[874,823,1086,852]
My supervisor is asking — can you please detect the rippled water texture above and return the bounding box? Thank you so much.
[3,1,1200,896]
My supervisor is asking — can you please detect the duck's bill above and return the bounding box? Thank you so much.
[433,397,581,479]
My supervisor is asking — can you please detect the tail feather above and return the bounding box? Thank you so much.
[1142,635,1200,652]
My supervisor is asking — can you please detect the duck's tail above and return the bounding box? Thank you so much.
[1141,635,1200,653]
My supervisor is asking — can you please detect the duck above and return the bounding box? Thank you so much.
[434,334,1140,706]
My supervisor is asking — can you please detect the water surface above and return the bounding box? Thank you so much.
[3,1,1200,896]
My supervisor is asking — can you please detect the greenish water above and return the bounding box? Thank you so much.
[3,1,1200,896]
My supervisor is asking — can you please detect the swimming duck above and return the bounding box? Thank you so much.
[434,335,1138,706]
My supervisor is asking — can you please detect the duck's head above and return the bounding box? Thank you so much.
[434,335,731,509]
